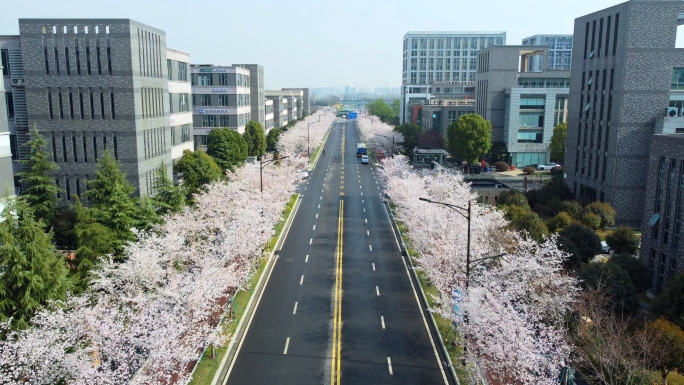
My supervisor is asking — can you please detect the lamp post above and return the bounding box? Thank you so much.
[375,133,398,158]
[306,118,320,160]
[418,197,506,359]
[260,155,290,192]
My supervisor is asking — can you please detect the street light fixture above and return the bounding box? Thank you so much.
[418,197,506,358]
[259,155,290,192]
[375,133,399,158]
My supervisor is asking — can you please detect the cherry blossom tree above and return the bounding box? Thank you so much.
[276,110,335,159]
[380,155,577,384]
[356,113,403,157]
[0,153,309,384]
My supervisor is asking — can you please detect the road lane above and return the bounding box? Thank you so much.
[225,119,446,385]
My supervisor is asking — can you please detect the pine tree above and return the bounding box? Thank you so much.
[85,151,139,252]
[134,195,162,231]
[70,196,115,293]
[0,199,71,330]
[150,163,185,215]
[17,125,61,225]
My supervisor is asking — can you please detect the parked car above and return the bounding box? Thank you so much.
[601,241,614,254]
[537,163,559,171]
[361,155,369,164]
[301,171,309,180]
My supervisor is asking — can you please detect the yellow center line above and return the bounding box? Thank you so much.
[331,199,344,385]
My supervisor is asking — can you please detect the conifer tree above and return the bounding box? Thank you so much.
[17,125,61,225]
[0,199,71,329]
[85,151,139,252]
[151,163,185,215]
[135,195,162,231]
[70,196,115,293]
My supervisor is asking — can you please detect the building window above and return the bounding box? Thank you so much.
[519,113,544,127]
[447,111,457,124]
[57,88,64,119]
[195,135,208,148]
[218,73,229,86]
[178,62,187,81]
[99,87,105,119]
[167,59,172,80]
[68,87,74,119]
[179,94,189,112]
[674,161,684,248]
[5,92,14,119]
[181,124,190,142]
[200,94,211,106]
[110,88,116,119]
[218,94,228,107]
[197,73,212,86]
[520,97,546,109]
[517,131,543,143]
[202,115,217,127]
[9,134,18,160]
[672,68,684,90]
[1,49,10,76]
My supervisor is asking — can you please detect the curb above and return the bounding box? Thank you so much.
[309,127,330,170]
[211,194,303,385]
[383,200,461,385]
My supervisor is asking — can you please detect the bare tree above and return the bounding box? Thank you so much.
[570,287,658,385]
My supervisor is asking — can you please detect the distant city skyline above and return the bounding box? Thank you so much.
[0,0,658,89]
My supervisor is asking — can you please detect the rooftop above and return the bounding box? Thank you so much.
[404,31,506,37]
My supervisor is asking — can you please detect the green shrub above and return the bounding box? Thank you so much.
[580,262,640,314]
[494,161,510,171]
[559,224,602,268]
[497,189,529,209]
[550,166,563,175]
[526,175,573,206]
[653,273,684,329]
[503,205,549,242]
[549,211,573,233]
[608,254,653,292]
[547,197,564,215]
[581,212,602,230]
[561,200,583,219]
[606,226,640,255]
[582,202,617,229]
[523,167,536,175]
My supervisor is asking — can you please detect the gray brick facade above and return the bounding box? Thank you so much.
[639,134,684,293]
[18,18,174,199]
[563,1,684,226]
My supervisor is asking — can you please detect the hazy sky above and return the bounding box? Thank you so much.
[0,0,639,89]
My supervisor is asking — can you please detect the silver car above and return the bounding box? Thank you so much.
[537,163,559,171]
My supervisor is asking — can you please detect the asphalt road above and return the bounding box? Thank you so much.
[224,120,447,385]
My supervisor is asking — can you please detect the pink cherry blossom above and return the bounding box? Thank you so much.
[380,155,577,384]
[0,113,328,384]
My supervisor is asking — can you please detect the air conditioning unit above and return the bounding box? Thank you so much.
[667,107,679,117]
[11,78,24,86]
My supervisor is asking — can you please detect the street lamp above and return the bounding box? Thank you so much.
[260,155,290,192]
[375,133,398,158]
[306,121,317,160]
[418,197,506,359]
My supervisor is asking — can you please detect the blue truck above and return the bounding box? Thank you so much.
[356,143,368,157]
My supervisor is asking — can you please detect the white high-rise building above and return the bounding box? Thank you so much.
[522,35,573,71]
[400,31,506,124]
